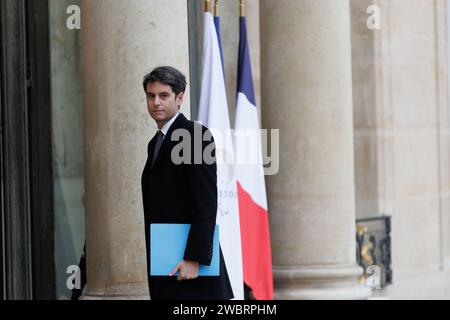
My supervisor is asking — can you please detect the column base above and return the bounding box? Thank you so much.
[274,265,372,300]
[82,282,150,300]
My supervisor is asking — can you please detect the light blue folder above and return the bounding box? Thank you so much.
[150,224,220,276]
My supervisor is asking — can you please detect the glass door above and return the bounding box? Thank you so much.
[0,0,55,300]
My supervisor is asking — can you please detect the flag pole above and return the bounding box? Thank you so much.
[205,0,211,13]
[214,0,219,17]
[240,0,245,17]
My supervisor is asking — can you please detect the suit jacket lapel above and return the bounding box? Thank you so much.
[147,133,158,164]
[142,133,158,193]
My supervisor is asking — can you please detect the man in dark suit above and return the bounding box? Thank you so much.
[141,66,233,300]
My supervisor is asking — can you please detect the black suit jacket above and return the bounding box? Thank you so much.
[141,113,233,300]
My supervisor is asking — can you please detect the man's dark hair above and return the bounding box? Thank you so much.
[143,66,187,96]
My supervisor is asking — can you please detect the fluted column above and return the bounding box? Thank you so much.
[260,0,371,299]
[81,0,190,299]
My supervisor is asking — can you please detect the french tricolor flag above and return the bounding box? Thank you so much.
[235,15,274,300]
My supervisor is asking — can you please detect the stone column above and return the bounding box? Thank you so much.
[260,0,371,299]
[81,0,190,299]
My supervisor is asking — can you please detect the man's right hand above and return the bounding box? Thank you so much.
[169,259,200,281]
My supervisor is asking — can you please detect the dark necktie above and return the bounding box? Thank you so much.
[152,131,164,167]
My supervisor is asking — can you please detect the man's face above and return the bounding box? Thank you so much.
[146,81,184,129]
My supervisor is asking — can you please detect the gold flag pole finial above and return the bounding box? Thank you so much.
[214,0,219,17]
[240,0,245,17]
[205,0,211,13]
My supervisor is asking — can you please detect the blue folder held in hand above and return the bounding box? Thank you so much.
[150,224,220,276]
